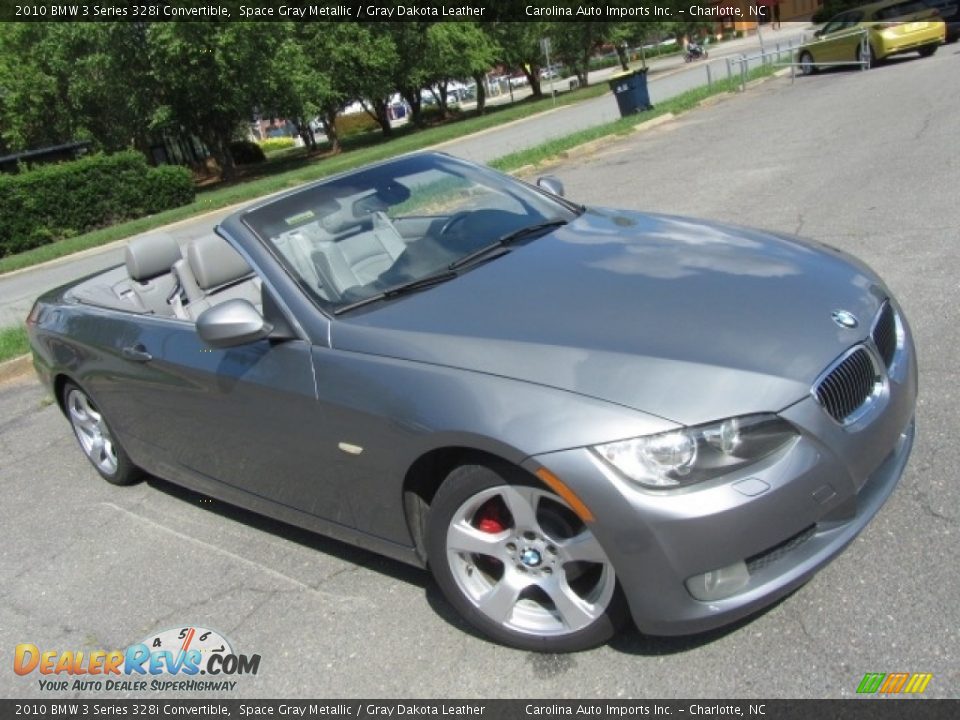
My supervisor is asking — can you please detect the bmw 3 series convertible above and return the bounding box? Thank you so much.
[26,152,917,652]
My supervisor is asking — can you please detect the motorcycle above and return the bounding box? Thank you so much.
[684,43,709,62]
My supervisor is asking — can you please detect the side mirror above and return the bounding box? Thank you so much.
[196,299,273,348]
[537,176,565,197]
[814,29,824,38]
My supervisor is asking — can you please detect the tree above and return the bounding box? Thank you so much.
[548,22,610,88]
[491,22,548,98]
[422,23,498,118]
[267,23,336,152]
[147,23,283,179]
[0,23,154,153]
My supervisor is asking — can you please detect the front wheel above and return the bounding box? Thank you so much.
[64,382,142,485]
[426,463,627,652]
[917,44,938,58]
[799,51,817,75]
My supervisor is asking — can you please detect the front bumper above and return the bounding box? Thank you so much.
[527,320,918,636]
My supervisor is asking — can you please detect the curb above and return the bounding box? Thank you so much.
[0,353,32,385]
[512,111,680,175]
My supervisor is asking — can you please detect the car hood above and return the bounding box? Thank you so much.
[332,209,888,426]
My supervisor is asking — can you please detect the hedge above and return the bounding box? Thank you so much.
[228,140,266,165]
[258,137,296,154]
[336,112,380,138]
[0,151,195,257]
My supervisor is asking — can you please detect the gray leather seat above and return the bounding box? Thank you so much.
[311,211,407,296]
[183,235,262,320]
[124,234,182,316]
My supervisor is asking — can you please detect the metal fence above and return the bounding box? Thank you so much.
[726,29,871,91]
[683,30,872,94]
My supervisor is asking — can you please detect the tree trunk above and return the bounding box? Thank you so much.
[472,71,486,115]
[437,82,449,119]
[579,48,591,88]
[297,118,315,151]
[212,133,235,181]
[322,107,341,154]
[371,97,393,138]
[616,45,630,71]
[400,88,423,127]
[522,66,543,97]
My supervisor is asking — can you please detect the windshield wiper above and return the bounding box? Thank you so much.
[448,219,568,271]
[333,270,458,315]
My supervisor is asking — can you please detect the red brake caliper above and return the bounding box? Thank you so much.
[475,498,507,534]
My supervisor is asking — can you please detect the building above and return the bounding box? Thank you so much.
[703,0,825,36]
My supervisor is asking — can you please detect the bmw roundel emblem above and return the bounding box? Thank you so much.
[831,310,859,329]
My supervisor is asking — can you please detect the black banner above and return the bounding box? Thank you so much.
[0,1,781,24]
[0,700,957,720]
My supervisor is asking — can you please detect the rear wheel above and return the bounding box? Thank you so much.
[426,463,627,652]
[917,44,938,58]
[799,51,817,75]
[64,382,141,486]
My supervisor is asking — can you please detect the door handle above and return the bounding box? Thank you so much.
[121,344,153,363]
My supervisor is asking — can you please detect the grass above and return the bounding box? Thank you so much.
[0,82,610,276]
[0,325,29,363]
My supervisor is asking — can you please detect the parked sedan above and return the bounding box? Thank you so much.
[27,153,917,652]
[797,0,945,74]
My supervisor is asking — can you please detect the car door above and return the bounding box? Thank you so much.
[93,289,356,528]
[818,11,865,62]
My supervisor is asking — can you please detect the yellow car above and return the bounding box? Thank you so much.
[797,0,946,74]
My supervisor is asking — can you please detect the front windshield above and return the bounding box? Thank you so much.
[242,154,576,312]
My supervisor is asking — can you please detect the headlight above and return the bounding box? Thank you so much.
[592,414,798,489]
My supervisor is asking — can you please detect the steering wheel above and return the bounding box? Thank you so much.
[438,211,472,237]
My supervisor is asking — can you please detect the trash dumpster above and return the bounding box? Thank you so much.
[608,68,652,117]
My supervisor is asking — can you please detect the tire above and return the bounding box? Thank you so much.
[63,382,142,486]
[426,463,627,652]
[917,44,938,58]
[799,51,817,75]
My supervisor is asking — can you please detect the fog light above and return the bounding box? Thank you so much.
[685,560,750,601]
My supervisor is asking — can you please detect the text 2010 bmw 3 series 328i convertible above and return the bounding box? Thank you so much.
[27,153,917,652]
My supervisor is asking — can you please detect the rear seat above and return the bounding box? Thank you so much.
[124,234,182,316]
[181,235,262,321]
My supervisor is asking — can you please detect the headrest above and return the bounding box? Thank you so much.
[187,235,253,290]
[319,204,362,235]
[125,234,182,281]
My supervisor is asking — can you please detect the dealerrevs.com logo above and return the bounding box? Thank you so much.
[14,626,260,692]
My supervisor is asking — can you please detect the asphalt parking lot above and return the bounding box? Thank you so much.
[2,48,958,699]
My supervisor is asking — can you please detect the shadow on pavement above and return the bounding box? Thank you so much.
[144,473,429,589]
[144,472,793,657]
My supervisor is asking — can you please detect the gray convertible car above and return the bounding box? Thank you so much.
[27,152,917,652]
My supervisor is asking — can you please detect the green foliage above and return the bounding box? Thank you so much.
[336,113,381,138]
[258,137,296,154]
[144,165,195,213]
[228,140,267,165]
[0,152,194,257]
[0,325,29,363]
